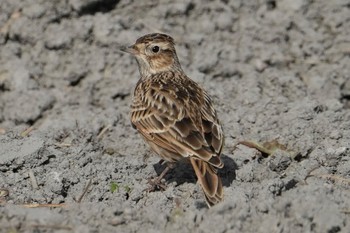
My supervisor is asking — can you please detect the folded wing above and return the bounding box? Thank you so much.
[131,82,223,168]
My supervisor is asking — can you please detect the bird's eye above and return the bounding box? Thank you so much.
[152,46,160,53]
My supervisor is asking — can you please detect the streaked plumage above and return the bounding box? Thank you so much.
[121,33,224,207]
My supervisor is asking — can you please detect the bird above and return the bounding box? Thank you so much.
[120,33,224,207]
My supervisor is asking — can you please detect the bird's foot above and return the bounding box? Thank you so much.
[145,176,167,192]
[144,165,173,192]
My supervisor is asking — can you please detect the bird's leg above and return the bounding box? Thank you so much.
[146,162,175,192]
[158,159,165,165]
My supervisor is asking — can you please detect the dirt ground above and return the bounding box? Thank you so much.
[1,0,350,232]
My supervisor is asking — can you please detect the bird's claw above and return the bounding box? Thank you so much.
[144,177,167,192]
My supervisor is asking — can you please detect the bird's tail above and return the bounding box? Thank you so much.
[190,158,223,207]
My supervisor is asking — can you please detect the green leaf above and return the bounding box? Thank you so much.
[110,182,119,193]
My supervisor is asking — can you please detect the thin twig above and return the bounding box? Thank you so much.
[97,125,111,140]
[53,143,72,148]
[22,203,66,208]
[20,126,34,137]
[30,224,72,230]
[304,165,322,183]
[76,179,92,203]
[315,174,350,184]
[28,169,39,190]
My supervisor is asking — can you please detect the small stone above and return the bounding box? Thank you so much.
[215,13,233,30]
[329,130,342,140]
[44,23,73,50]
[104,147,115,155]
[23,3,46,18]
[254,59,268,72]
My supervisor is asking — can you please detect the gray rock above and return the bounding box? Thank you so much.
[0,136,44,166]
[44,22,73,50]
[2,90,55,124]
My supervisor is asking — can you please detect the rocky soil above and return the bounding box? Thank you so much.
[0,0,349,232]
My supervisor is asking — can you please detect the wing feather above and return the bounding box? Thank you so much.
[131,80,223,167]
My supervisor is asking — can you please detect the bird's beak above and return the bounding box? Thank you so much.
[120,44,139,55]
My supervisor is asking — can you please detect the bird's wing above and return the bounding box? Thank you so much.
[131,82,223,168]
[200,91,224,165]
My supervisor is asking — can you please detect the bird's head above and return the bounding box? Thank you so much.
[121,33,183,76]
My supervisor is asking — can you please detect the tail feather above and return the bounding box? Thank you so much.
[190,158,223,207]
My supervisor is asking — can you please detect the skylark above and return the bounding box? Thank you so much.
[121,33,224,207]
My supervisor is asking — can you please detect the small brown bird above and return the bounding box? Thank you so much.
[121,33,224,207]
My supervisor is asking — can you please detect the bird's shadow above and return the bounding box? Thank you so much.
[153,154,237,187]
